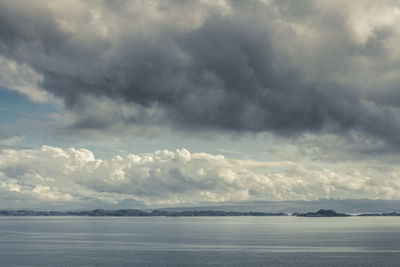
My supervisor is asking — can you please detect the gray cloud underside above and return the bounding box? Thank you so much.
[1,146,399,209]
[1,0,400,144]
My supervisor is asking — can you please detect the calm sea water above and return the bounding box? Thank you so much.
[0,216,399,266]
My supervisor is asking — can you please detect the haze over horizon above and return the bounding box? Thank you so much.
[1,0,400,209]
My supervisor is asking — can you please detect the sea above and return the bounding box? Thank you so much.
[0,216,399,266]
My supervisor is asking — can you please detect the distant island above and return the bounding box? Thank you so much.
[293,209,400,217]
[1,209,400,217]
[292,209,351,217]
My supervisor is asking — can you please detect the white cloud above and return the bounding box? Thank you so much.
[0,146,399,209]
[0,55,60,104]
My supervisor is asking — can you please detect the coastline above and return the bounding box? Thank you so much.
[1,209,399,217]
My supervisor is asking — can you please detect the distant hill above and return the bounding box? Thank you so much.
[293,209,351,217]
[159,199,400,214]
[0,209,288,217]
[2,199,400,214]
[2,208,400,217]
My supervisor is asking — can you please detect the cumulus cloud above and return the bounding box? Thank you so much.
[1,0,400,148]
[0,146,399,209]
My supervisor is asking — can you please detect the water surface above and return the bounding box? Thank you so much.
[0,216,399,266]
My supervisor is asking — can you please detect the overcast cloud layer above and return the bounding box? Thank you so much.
[1,0,400,142]
[1,146,399,209]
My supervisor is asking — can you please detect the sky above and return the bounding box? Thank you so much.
[1,0,400,209]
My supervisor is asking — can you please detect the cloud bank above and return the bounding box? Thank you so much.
[1,1,400,207]
[0,146,399,209]
[1,0,400,146]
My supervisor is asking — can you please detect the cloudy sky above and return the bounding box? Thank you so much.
[1,0,400,209]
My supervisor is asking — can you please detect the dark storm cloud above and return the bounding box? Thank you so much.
[1,0,400,144]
